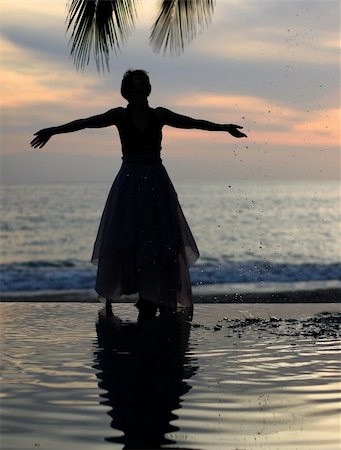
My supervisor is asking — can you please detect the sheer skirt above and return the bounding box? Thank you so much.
[91,160,199,309]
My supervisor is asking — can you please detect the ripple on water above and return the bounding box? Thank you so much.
[1,303,340,450]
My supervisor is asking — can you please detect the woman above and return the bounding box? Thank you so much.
[31,69,247,318]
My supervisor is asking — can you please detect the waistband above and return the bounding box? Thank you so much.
[122,153,162,164]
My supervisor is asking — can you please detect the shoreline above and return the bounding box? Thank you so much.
[194,287,341,303]
[1,286,340,303]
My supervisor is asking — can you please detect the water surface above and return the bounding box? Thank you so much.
[1,181,340,293]
[1,303,340,449]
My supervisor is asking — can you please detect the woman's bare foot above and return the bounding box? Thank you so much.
[135,297,158,321]
[105,298,113,317]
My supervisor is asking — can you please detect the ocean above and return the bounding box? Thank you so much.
[1,180,340,298]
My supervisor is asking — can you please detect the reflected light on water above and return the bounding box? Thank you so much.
[1,302,340,449]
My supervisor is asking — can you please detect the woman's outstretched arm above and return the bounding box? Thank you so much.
[157,107,247,138]
[30,108,123,149]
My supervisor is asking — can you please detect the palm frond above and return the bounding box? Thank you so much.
[150,0,215,55]
[66,0,137,72]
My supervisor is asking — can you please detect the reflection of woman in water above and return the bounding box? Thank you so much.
[31,70,246,317]
[94,307,197,448]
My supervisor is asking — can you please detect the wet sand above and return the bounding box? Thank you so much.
[1,285,340,303]
[1,302,340,450]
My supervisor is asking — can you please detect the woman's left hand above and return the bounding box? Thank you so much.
[224,124,247,138]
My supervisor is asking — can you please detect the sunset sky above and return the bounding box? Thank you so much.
[1,0,340,183]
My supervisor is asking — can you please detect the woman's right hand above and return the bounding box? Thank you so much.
[30,128,55,149]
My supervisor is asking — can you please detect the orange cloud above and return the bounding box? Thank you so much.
[1,39,118,111]
[171,93,340,148]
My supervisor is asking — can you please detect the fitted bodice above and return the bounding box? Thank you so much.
[117,106,162,161]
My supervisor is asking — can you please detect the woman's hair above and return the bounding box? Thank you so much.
[121,69,151,100]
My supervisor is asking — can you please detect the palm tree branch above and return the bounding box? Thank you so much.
[150,0,215,54]
[66,0,137,72]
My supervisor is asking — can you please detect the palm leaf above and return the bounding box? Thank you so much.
[66,0,137,72]
[150,0,215,54]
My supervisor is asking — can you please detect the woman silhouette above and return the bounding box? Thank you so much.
[31,69,246,318]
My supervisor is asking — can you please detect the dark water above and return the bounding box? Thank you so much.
[1,303,340,449]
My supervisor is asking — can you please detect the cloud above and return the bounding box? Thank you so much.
[1,6,69,61]
[1,42,96,108]
[194,0,340,64]
[171,93,340,147]
[1,0,339,183]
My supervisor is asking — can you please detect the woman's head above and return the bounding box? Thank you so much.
[121,69,151,102]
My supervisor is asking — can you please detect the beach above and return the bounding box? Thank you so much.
[1,296,340,450]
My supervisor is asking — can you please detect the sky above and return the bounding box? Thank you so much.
[1,0,340,184]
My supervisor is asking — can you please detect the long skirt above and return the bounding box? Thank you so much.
[91,160,199,309]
